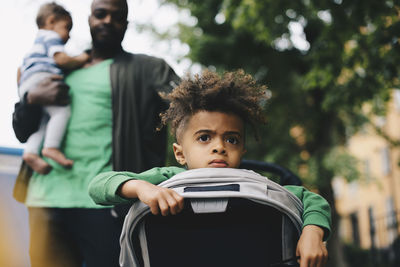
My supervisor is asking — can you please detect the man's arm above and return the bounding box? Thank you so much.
[25,74,70,106]
[13,74,70,143]
[141,56,180,96]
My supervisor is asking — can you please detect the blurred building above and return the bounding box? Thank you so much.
[333,90,400,250]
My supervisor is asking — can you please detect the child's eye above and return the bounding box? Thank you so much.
[198,134,210,142]
[226,136,239,144]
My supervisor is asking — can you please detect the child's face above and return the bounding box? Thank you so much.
[173,111,246,169]
[52,18,72,43]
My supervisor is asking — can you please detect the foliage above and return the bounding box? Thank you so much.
[323,147,360,182]
[158,0,400,190]
[156,3,400,265]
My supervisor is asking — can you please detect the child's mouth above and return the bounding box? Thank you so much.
[209,160,228,168]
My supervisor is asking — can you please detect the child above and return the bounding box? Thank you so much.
[18,2,90,174]
[89,70,330,267]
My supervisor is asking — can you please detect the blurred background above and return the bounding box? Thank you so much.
[1,0,400,266]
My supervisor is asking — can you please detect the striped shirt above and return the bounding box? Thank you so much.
[19,29,65,84]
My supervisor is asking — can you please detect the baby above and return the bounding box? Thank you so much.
[18,2,90,174]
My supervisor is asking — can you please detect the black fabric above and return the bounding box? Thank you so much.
[12,93,42,143]
[110,52,180,174]
[109,52,179,218]
[136,198,291,267]
[28,207,123,267]
[184,184,240,192]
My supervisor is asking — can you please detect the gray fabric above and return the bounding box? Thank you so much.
[282,215,299,260]
[19,72,71,153]
[138,223,150,267]
[190,198,229,213]
[119,168,304,267]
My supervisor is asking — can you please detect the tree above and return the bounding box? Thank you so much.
[155,0,400,265]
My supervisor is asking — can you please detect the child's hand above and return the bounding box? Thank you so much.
[296,225,328,267]
[77,52,91,63]
[119,179,184,216]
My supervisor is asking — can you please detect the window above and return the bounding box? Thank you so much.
[386,197,398,244]
[363,159,371,181]
[382,147,391,175]
[350,212,360,246]
[369,207,377,248]
[349,181,359,196]
[394,89,400,112]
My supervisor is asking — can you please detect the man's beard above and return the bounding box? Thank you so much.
[90,25,124,54]
[92,38,122,51]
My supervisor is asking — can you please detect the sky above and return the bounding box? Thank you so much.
[0,0,197,148]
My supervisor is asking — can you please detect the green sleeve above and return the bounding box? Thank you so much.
[284,185,332,241]
[88,166,185,206]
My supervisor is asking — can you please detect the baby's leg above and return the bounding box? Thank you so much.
[42,105,73,167]
[23,153,52,174]
[23,117,52,174]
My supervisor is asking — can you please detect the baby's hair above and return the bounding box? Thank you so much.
[36,2,71,29]
[160,69,268,141]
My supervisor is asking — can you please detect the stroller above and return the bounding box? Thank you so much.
[119,160,303,267]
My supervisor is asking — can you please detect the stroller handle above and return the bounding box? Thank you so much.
[240,159,302,186]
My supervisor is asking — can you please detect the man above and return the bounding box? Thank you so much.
[13,0,179,266]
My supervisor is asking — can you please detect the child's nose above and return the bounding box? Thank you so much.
[212,139,226,154]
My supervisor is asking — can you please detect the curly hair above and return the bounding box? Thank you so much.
[160,69,268,141]
[36,2,71,29]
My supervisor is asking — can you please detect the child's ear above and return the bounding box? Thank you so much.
[45,15,56,27]
[173,143,186,166]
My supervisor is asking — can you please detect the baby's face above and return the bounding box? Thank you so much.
[173,111,246,169]
[53,18,72,43]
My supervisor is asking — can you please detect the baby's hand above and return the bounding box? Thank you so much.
[120,180,184,216]
[296,225,328,267]
[78,52,91,63]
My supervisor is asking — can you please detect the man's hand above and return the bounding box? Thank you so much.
[296,225,328,267]
[119,180,184,216]
[26,74,70,106]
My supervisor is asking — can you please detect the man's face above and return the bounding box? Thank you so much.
[173,111,246,169]
[89,0,128,50]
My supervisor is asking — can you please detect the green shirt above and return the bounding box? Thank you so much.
[89,166,332,240]
[26,59,113,208]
